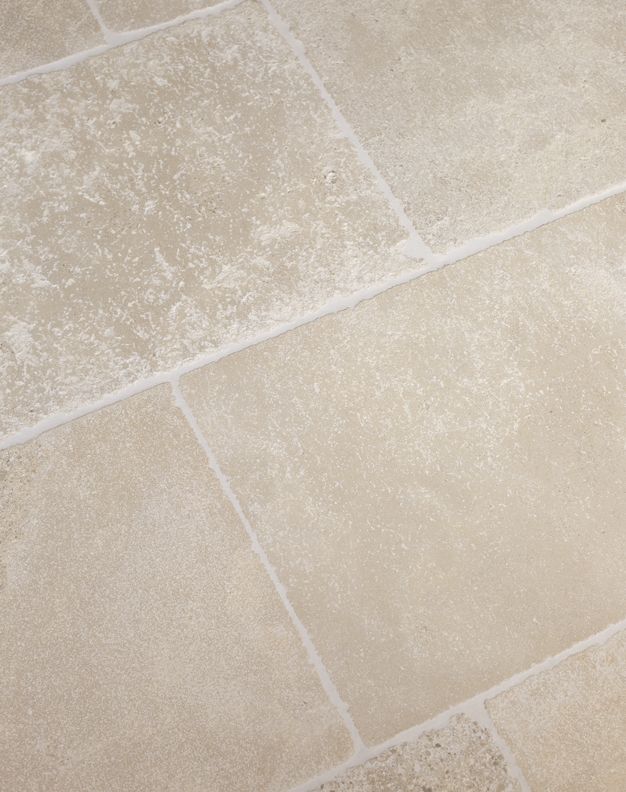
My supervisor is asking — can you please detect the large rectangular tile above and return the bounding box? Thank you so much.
[181,195,626,744]
[488,631,626,791]
[315,715,520,791]
[0,386,351,791]
[0,0,102,76]
[272,0,626,250]
[97,0,220,31]
[0,1,405,440]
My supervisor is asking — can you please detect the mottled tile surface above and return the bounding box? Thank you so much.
[97,0,221,31]
[182,196,626,744]
[0,2,405,440]
[0,0,102,77]
[315,716,520,791]
[488,631,626,792]
[273,0,626,250]
[0,386,351,792]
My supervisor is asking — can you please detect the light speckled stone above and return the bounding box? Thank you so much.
[273,0,626,250]
[0,2,405,440]
[488,630,626,792]
[97,0,221,31]
[0,0,102,76]
[181,195,626,744]
[315,716,520,791]
[0,386,351,791]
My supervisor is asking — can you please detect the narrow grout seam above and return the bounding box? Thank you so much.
[288,615,626,792]
[258,0,433,262]
[82,0,111,39]
[2,178,625,453]
[171,379,365,755]
[0,0,246,86]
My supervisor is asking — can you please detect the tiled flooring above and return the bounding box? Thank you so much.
[0,1,624,791]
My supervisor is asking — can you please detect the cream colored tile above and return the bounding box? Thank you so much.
[488,630,626,792]
[0,0,102,76]
[0,2,405,440]
[0,386,351,792]
[181,195,626,744]
[272,0,626,250]
[315,716,520,791]
[97,0,220,31]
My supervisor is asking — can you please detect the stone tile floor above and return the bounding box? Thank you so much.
[1,1,625,790]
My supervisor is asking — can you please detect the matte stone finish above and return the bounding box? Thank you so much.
[181,196,626,744]
[0,0,102,76]
[0,386,351,792]
[488,631,626,792]
[0,2,405,440]
[315,716,520,791]
[272,0,626,250]
[97,0,221,31]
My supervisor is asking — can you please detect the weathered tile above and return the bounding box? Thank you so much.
[181,196,626,744]
[315,715,520,791]
[488,630,626,792]
[0,1,405,440]
[0,386,351,791]
[97,0,220,31]
[0,0,102,76]
[272,0,626,250]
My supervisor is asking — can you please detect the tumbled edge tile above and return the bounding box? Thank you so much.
[97,0,221,31]
[487,629,626,792]
[314,715,520,791]
[0,0,103,77]
[0,385,352,792]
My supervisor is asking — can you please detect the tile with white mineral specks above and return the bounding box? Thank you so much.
[0,386,351,792]
[0,1,406,441]
[272,0,626,250]
[0,0,103,77]
[182,195,626,744]
[488,630,626,792]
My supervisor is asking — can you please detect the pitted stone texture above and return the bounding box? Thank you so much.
[488,630,626,792]
[0,1,405,440]
[182,196,626,744]
[0,386,351,792]
[97,0,221,31]
[0,0,102,77]
[315,716,520,791]
[273,0,626,250]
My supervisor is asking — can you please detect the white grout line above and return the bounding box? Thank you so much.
[0,0,245,87]
[82,0,111,38]
[170,379,365,755]
[467,700,532,792]
[434,178,626,267]
[287,616,626,792]
[258,0,433,263]
[2,178,625,453]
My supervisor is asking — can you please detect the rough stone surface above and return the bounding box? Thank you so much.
[0,0,102,77]
[0,386,351,792]
[315,716,520,791]
[0,2,405,440]
[273,0,626,250]
[488,631,626,792]
[97,0,221,31]
[182,195,626,744]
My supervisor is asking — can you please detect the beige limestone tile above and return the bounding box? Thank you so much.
[315,715,520,791]
[181,195,626,745]
[0,0,103,77]
[0,386,351,792]
[272,0,626,250]
[97,0,221,31]
[0,2,405,441]
[488,630,626,792]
